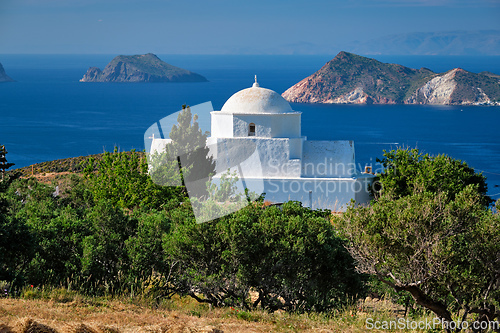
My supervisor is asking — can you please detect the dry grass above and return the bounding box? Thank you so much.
[1,298,227,333]
[0,296,434,333]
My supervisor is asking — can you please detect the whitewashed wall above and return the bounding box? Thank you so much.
[211,113,302,138]
[211,176,373,211]
[207,137,302,178]
[301,140,355,178]
[211,113,233,138]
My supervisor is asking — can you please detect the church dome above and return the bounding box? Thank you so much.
[220,77,293,114]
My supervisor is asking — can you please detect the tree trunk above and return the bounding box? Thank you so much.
[380,278,454,328]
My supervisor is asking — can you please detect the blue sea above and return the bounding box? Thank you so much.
[1,54,500,200]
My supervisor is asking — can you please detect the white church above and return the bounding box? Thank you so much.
[149,77,375,212]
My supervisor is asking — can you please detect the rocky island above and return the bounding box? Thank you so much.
[282,51,500,105]
[80,53,207,83]
[0,62,14,82]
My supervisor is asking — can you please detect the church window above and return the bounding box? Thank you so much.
[249,123,256,136]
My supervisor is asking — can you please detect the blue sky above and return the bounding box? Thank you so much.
[0,0,499,54]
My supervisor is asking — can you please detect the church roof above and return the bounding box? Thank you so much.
[220,76,293,114]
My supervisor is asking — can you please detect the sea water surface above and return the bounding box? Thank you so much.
[1,54,499,200]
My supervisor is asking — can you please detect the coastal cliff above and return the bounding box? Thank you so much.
[282,52,500,105]
[80,53,207,83]
[405,68,500,105]
[0,62,14,82]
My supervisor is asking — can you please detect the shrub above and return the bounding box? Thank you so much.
[166,201,365,312]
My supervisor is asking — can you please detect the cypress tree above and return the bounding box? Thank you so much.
[0,145,15,180]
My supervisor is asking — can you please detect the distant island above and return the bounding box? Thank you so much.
[80,53,208,83]
[282,51,500,105]
[0,62,14,82]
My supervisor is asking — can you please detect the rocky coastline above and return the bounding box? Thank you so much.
[282,52,500,106]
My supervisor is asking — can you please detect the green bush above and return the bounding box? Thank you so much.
[377,148,490,204]
[83,149,181,211]
[166,201,365,312]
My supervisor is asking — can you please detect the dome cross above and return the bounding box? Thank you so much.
[253,75,260,87]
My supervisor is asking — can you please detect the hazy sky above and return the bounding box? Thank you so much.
[0,0,499,54]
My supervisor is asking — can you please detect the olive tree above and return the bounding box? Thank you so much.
[336,148,499,331]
